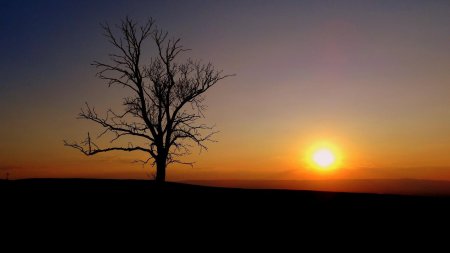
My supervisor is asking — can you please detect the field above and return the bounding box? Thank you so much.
[3,178,450,242]
[3,179,450,211]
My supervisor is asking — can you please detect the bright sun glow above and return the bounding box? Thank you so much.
[304,141,342,171]
[312,149,335,168]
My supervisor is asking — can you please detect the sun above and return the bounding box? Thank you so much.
[312,148,335,168]
[304,141,342,171]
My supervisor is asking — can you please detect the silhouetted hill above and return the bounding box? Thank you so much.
[2,178,450,239]
[2,178,450,210]
[183,179,450,196]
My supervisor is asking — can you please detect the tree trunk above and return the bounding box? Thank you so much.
[155,157,166,182]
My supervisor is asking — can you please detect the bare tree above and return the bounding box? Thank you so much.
[64,17,231,182]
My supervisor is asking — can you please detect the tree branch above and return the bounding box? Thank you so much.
[65,17,232,178]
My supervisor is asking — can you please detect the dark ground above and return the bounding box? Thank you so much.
[3,178,450,211]
[2,179,449,245]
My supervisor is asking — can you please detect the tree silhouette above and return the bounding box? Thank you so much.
[64,17,231,182]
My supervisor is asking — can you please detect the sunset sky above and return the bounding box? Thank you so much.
[1,0,450,181]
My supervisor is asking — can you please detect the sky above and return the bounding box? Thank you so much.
[1,0,450,181]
